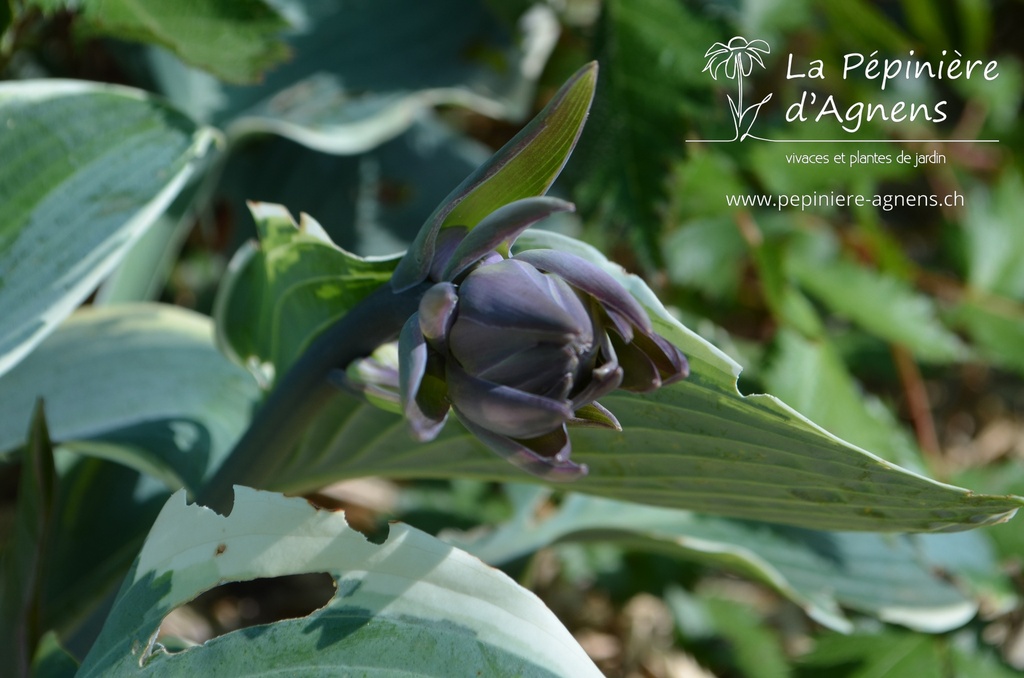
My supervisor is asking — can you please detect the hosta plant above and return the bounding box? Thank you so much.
[0,10,1022,676]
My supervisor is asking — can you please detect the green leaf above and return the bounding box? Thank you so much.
[762,329,922,469]
[753,240,825,338]
[950,644,1023,678]
[0,306,216,641]
[573,0,716,264]
[796,630,943,678]
[31,631,79,678]
[0,304,261,492]
[224,227,1022,532]
[667,588,791,678]
[78,0,289,85]
[77,487,602,677]
[790,255,969,362]
[962,171,1024,299]
[818,0,913,52]
[40,456,172,652]
[0,80,218,379]
[668,152,748,221]
[946,294,1024,376]
[214,203,401,382]
[391,60,597,290]
[443,487,979,633]
[145,0,559,150]
[662,217,748,301]
[0,402,57,677]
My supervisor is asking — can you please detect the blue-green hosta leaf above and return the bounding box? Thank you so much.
[95,183,206,304]
[215,115,491,259]
[0,304,260,492]
[146,0,559,152]
[76,487,602,677]
[0,80,218,379]
[0,305,239,647]
[442,486,982,634]
[228,229,1022,532]
[214,203,401,383]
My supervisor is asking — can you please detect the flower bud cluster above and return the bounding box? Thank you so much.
[393,197,688,479]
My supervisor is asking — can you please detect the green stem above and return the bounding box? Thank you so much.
[196,280,431,514]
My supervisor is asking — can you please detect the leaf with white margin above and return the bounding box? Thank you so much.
[200,222,1023,532]
[77,487,602,677]
[146,1,560,154]
[443,486,983,634]
[0,304,260,493]
[0,80,218,379]
[213,203,400,383]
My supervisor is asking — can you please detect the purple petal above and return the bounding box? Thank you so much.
[441,197,575,281]
[399,315,449,441]
[602,307,635,343]
[449,316,583,399]
[569,357,622,407]
[645,332,690,385]
[446,360,572,439]
[513,249,652,333]
[453,411,587,481]
[612,330,689,392]
[418,282,458,345]
[455,258,593,339]
[428,227,468,281]
[610,331,661,392]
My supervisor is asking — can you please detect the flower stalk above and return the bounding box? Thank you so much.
[196,281,430,513]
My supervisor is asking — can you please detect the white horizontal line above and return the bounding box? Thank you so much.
[685,138,999,143]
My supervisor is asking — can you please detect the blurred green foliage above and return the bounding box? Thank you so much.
[2,0,1024,675]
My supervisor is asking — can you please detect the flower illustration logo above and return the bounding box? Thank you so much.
[703,36,773,141]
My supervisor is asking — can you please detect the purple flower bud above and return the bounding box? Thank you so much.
[398,197,688,480]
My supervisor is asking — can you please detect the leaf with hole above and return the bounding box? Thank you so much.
[76,487,602,677]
